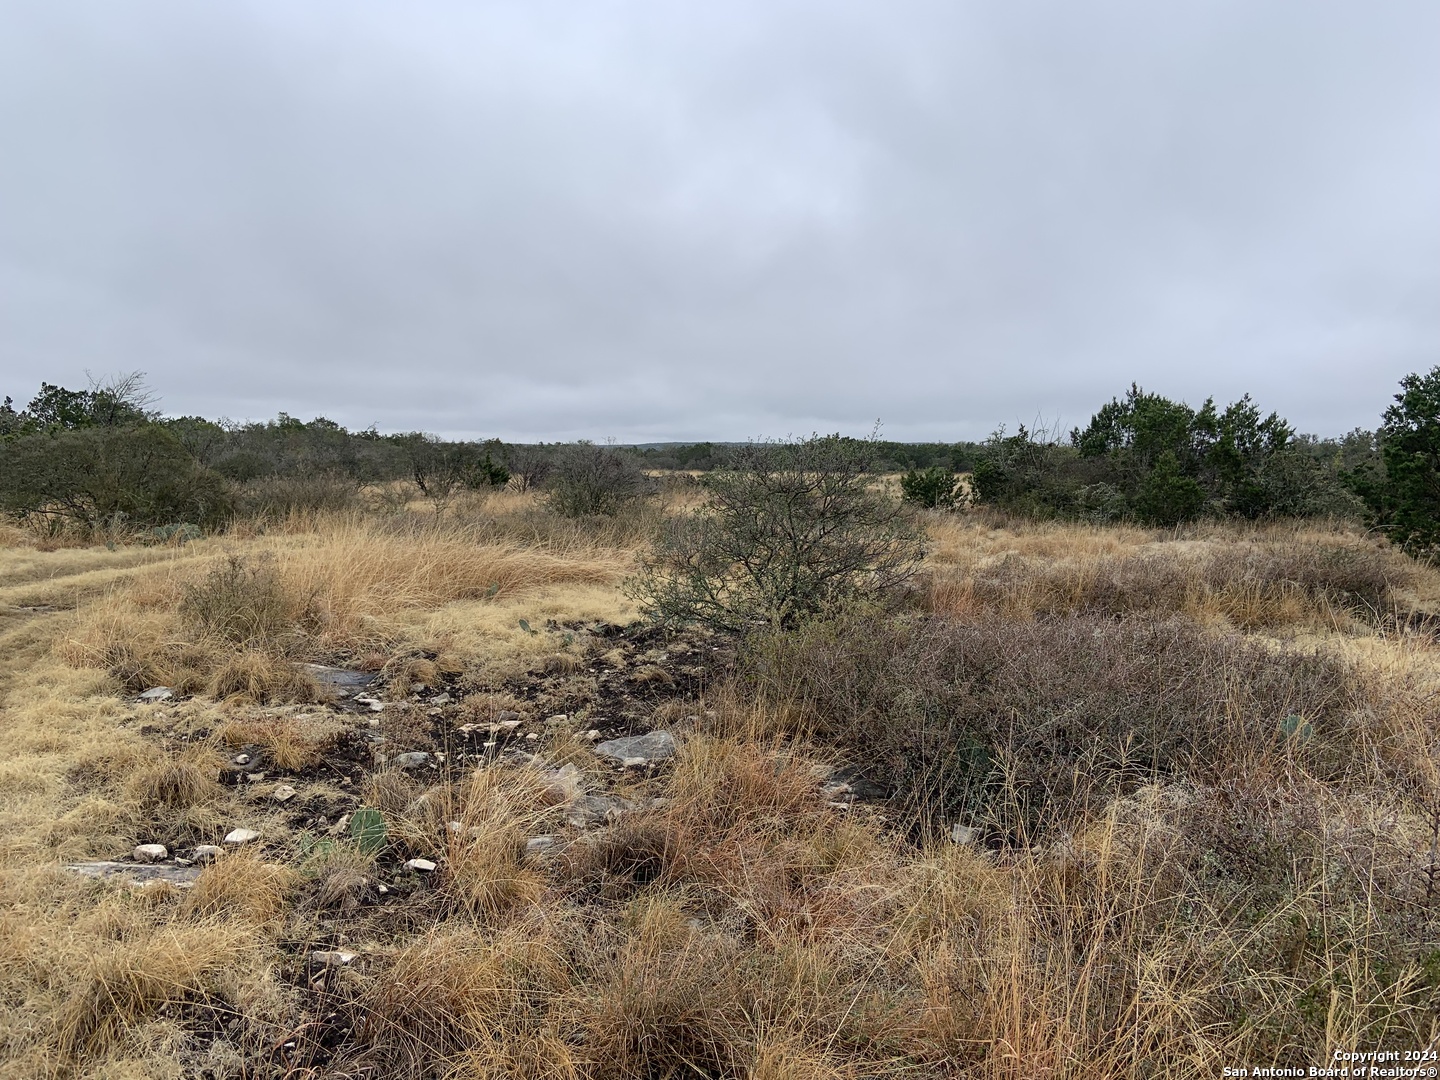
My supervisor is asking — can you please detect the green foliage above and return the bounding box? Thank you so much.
[349,807,388,855]
[629,434,926,632]
[0,423,232,532]
[19,372,158,431]
[900,465,963,509]
[973,387,1360,525]
[1364,365,1440,555]
[1136,450,1205,527]
[546,441,654,518]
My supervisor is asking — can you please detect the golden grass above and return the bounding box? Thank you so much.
[0,504,1437,1077]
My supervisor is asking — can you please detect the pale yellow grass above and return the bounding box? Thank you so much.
[58,514,636,692]
[1,508,1437,1077]
[922,512,1439,631]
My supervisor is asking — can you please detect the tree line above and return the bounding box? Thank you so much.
[2,367,1437,554]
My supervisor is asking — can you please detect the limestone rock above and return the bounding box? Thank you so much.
[404,858,437,873]
[137,687,173,702]
[593,731,676,765]
[567,793,634,828]
[191,845,224,862]
[950,823,979,846]
[311,949,358,967]
[272,784,298,803]
[540,763,583,805]
[224,828,261,845]
[66,861,201,886]
[297,663,377,697]
[133,843,168,863]
[392,752,434,770]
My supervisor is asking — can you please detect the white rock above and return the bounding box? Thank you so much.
[246,772,266,782]
[525,733,538,741]
[496,719,522,732]
[950,823,979,845]
[233,753,251,765]
[584,730,600,741]
[621,756,649,768]
[525,835,559,856]
[272,784,298,803]
[192,844,224,862]
[133,843,168,863]
[404,858,437,873]
[224,828,261,845]
[311,950,358,966]
[545,714,570,725]
[594,731,677,764]
[138,687,173,702]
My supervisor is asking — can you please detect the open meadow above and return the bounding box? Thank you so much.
[0,483,1437,1079]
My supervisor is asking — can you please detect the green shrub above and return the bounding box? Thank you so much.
[1363,365,1440,555]
[899,465,963,509]
[629,434,926,631]
[0,424,232,532]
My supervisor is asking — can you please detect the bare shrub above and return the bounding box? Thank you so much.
[232,471,358,519]
[180,554,316,648]
[546,441,655,518]
[630,434,926,631]
[744,611,1374,840]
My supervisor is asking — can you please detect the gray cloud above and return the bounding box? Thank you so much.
[1,0,1436,440]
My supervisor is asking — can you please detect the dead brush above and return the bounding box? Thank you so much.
[207,650,325,704]
[124,746,224,809]
[932,531,1416,631]
[574,895,750,1078]
[212,713,341,770]
[744,609,1374,841]
[53,922,252,1060]
[396,768,551,920]
[357,924,573,1078]
[181,851,296,925]
[310,846,380,912]
[179,553,319,649]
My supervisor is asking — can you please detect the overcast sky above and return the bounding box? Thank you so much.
[1,2,1435,442]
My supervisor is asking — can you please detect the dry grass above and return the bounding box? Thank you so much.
[2,503,1438,1077]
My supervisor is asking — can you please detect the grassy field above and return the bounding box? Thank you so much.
[0,490,1437,1078]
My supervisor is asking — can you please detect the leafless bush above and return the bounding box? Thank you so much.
[745,610,1375,840]
[179,554,316,648]
[231,471,359,519]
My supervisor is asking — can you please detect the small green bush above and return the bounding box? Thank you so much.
[900,465,963,509]
[1364,365,1440,555]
